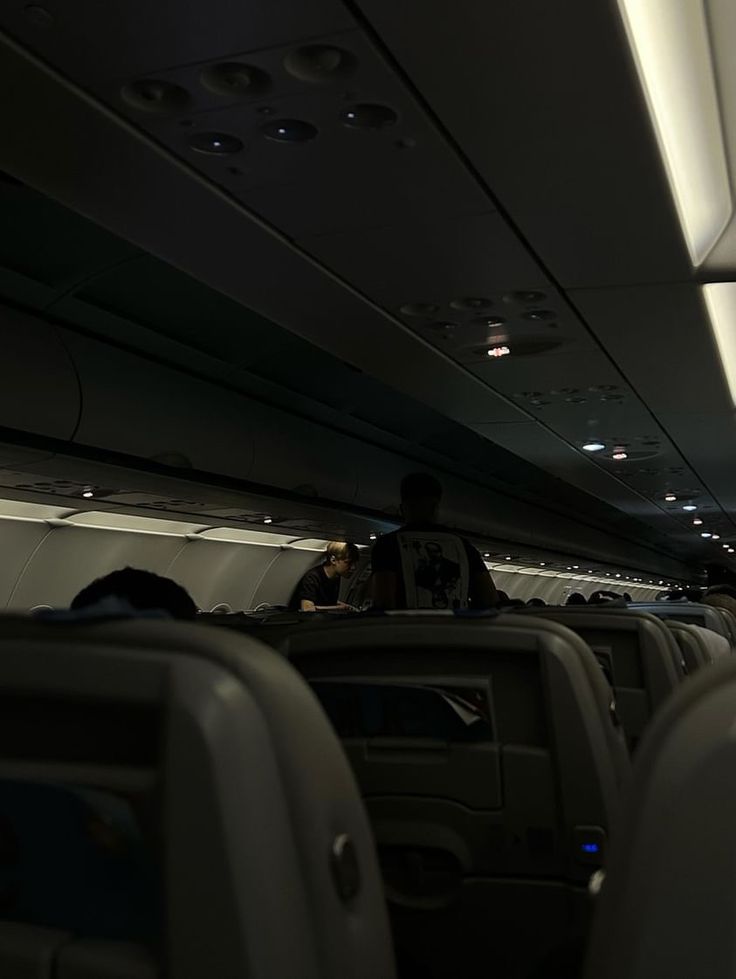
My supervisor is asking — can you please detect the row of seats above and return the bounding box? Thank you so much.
[0,600,731,978]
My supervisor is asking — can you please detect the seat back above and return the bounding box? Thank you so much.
[523,607,683,751]
[666,620,730,670]
[0,617,395,979]
[584,656,736,979]
[630,601,732,641]
[274,613,629,979]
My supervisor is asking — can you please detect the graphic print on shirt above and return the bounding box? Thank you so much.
[398,531,470,609]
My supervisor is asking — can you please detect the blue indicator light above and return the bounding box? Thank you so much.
[581,843,600,854]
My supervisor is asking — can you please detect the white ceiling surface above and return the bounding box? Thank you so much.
[0,0,730,568]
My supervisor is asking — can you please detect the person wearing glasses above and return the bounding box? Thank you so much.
[289,541,360,611]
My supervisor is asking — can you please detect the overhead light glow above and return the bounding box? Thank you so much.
[263,517,273,524]
[729,548,735,554]
[682,504,697,511]
[693,517,704,526]
[724,543,730,548]
[582,441,606,453]
[612,451,628,461]
[487,345,511,358]
[664,493,677,502]
[370,533,377,541]
[617,0,731,265]
[703,283,736,406]
[505,555,512,560]
[81,489,94,499]
[701,532,712,538]
[713,534,721,540]
[615,573,622,578]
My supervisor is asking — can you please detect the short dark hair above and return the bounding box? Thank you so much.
[400,472,442,504]
[71,567,197,620]
[706,584,736,600]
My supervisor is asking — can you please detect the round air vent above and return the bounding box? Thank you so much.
[450,297,493,312]
[189,132,243,155]
[400,302,440,317]
[122,79,191,114]
[200,62,271,97]
[284,45,355,83]
[505,290,547,304]
[341,104,398,130]
[261,119,318,142]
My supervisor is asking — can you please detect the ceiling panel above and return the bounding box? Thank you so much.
[355,0,693,287]
[301,212,544,311]
[0,0,354,81]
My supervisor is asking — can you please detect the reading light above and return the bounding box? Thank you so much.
[369,533,377,541]
[618,0,731,265]
[615,574,622,578]
[487,345,511,358]
[713,534,721,539]
[701,532,712,538]
[693,517,704,526]
[724,543,730,548]
[81,489,94,499]
[263,517,272,524]
[582,441,606,452]
[612,451,628,461]
[664,493,677,502]
[729,548,735,554]
[703,283,736,405]
[682,503,697,511]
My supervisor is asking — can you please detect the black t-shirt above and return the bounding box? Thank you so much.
[289,565,340,611]
[370,522,486,609]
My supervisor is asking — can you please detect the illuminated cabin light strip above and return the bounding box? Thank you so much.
[618,0,731,265]
[703,282,736,405]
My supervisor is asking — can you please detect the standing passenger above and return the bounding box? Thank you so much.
[370,473,498,610]
[289,541,359,611]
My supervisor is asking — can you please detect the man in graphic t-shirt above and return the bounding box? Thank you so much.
[289,541,360,611]
[370,473,498,610]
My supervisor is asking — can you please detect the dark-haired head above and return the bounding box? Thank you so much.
[71,567,197,620]
[400,472,443,523]
[566,592,587,606]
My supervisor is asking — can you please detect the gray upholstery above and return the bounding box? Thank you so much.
[0,617,395,979]
[584,655,736,979]
[273,613,629,979]
[666,620,730,671]
[630,601,733,643]
[524,607,683,751]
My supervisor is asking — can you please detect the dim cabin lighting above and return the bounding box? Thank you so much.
[582,441,606,453]
[617,0,731,265]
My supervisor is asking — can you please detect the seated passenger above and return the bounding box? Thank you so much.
[589,590,624,605]
[526,597,546,607]
[566,592,587,606]
[288,541,359,612]
[704,584,736,619]
[70,567,197,620]
[370,474,498,611]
